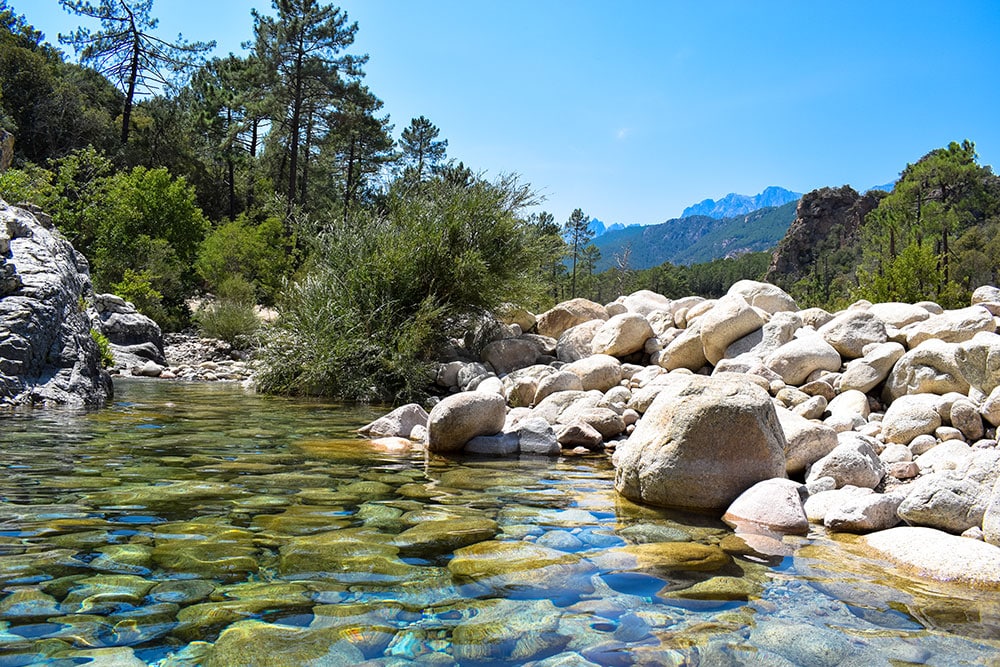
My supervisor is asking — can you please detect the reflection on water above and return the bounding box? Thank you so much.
[0,379,997,665]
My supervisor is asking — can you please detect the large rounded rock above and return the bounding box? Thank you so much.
[882,339,970,402]
[897,471,992,534]
[839,342,905,393]
[901,305,995,347]
[620,290,672,317]
[556,320,605,363]
[868,302,931,328]
[727,280,797,314]
[764,335,843,386]
[564,354,623,392]
[881,394,942,444]
[862,526,1000,587]
[537,298,608,339]
[658,321,708,371]
[722,478,808,535]
[818,310,887,359]
[533,370,584,404]
[699,294,765,366]
[590,313,654,358]
[957,332,1000,395]
[427,392,507,453]
[358,403,428,439]
[806,433,885,489]
[776,407,839,475]
[614,374,787,511]
[481,337,545,376]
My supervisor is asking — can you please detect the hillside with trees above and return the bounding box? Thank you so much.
[1,1,997,401]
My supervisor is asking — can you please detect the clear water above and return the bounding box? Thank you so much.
[0,379,997,666]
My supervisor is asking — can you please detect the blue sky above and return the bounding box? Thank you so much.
[22,0,1000,226]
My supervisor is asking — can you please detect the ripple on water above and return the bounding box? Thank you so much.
[0,379,997,665]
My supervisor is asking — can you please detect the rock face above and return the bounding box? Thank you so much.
[614,375,787,511]
[0,201,112,407]
[89,293,165,369]
[766,186,882,286]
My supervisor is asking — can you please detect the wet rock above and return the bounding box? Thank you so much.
[750,621,857,667]
[594,542,730,573]
[427,392,506,453]
[863,526,1000,587]
[452,598,569,664]
[448,540,595,598]
[615,374,787,511]
[723,478,809,535]
[555,421,604,450]
[465,431,520,456]
[517,417,561,455]
[358,403,428,439]
[0,589,62,620]
[203,620,365,667]
[393,517,499,557]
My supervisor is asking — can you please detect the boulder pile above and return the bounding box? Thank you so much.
[363,281,1000,580]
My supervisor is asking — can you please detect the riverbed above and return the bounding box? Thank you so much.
[0,379,997,665]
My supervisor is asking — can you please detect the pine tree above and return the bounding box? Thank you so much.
[563,208,593,298]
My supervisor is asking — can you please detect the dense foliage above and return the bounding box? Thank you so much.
[2,0,998,401]
[254,173,545,401]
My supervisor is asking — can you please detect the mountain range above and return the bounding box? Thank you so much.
[680,186,802,220]
[591,201,799,272]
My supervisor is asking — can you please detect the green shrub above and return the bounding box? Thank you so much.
[195,214,288,304]
[255,173,544,402]
[195,276,261,348]
[90,329,114,368]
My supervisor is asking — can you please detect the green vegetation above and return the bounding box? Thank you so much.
[591,201,798,272]
[855,141,1000,308]
[89,328,113,368]
[254,173,544,401]
[2,0,998,401]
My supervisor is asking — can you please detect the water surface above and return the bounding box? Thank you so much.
[0,380,997,665]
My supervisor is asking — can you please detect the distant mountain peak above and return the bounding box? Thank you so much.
[681,186,801,220]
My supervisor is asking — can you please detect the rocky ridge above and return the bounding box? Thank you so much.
[0,200,112,407]
[363,281,1000,586]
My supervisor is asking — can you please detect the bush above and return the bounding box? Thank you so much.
[90,329,114,368]
[255,173,544,402]
[195,214,288,304]
[195,276,261,348]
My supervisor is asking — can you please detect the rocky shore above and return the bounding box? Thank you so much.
[363,281,1000,586]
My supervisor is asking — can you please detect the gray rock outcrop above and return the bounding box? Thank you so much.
[0,201,112,407]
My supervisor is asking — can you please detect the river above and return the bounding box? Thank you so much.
[0,379,997,665]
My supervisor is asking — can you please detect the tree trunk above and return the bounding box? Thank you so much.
[287,42,305,209]
[121,34,141,144]
[342,134,356,224]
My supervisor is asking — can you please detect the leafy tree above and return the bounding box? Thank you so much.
[0,3,120,162]
[399,115,447,185]
[58,0,215,144]
[196,214,288,303]
[857,140,1000,306]
[525,211,566,305]
[250,0,364,209]
[563,208,593,298]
